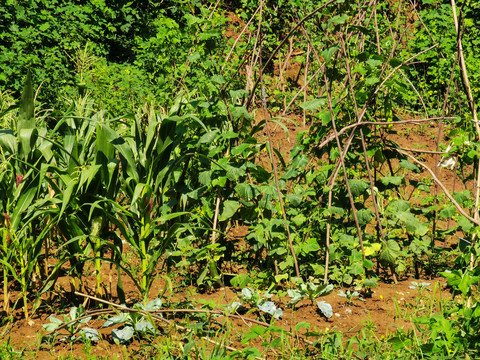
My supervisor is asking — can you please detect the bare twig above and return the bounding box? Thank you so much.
[246,0,337,109]
[324,187,333,284]
[323,70,366,260]
[316,117,456,150]
[261,77,301,278]
[395,150,480,226]
[222,5,262,71]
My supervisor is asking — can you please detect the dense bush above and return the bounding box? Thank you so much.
[0,0,228,114]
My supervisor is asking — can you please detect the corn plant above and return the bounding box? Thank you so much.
[0,73,53,320]
[98,103,192,301]
[37,97,123,298]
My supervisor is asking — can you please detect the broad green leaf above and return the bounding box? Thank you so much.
[112,326,134,344]
[319,110,331,125]
[37,129,53,161]
[258,301,283,319]
[381,176,404,186]
[145,298,163,311]
[79,328,100,341]
[199,170,212,185]
[317,301,333,318]
[17,72,36,159]
[300,98,326,111]
[58,177,77,221]
[322,45,339,63]
[399,159,419,172]
[327,206,345,217]
[103,313,130,327]
[231,143,251,156]
[235,183,254,200]
[187,51,201,62]
[219,200,240,221]
[438,205,455,219]
[0,259,21,283]
[363,277,378,288]
[154,212,189,225]
[292,214,307,226]
[241,287,256,301]
[364,243,381,256]
[135,321,154,332]
[100,124,139,183]
[286,194,302,207]
[211,75,225,84]
[458,216,473,232]
[332,14,348,24]
[386,200,410,213]
[18,128,37,159]
[379,240,401,267]
[78,164,101,191]
[42,316,63,332]
[198,130,219,145]
[17,71,35,133]
[156,118,176,158]
[230,274,252,288]
[226,165,245,181]
[96,121,114,162]
[396,212,428,236]
[0,130,17,154]
[357,208,373,226]
[453,190,471,204]
[366,58,383,68]
[349,262,364,275]
[273,273,288,284]
[11,186,36,230]
[348,179,369,197]
[302,238,320,253]
[229,89,249,101]
[287,289,303,305]
[212,175,227,188]
[365,76,380,86]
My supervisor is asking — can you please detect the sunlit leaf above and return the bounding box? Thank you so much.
[112,326,135,344]
[317,301,333,318]
[219,200,240,221]
[300,98,326,111]
[348,179,369,197]
[79,327,100,341]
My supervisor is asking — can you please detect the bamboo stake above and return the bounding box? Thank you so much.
[450,0,480,270]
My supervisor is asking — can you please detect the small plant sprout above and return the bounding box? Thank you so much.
[227,301,243,313]
[238,287,282,319]
[287,281,333,309]
[354,277,378,298]
[287,289,304,306]
[238,287,273,307]
[102,299,161,344]
[338,290,363,304]
[42,305,99,342]
[409,281,431,292]
[258,301,283,320]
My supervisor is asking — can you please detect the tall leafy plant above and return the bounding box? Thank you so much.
[0,73,53,320]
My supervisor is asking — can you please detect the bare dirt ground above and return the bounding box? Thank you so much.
[2,273,451,359]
